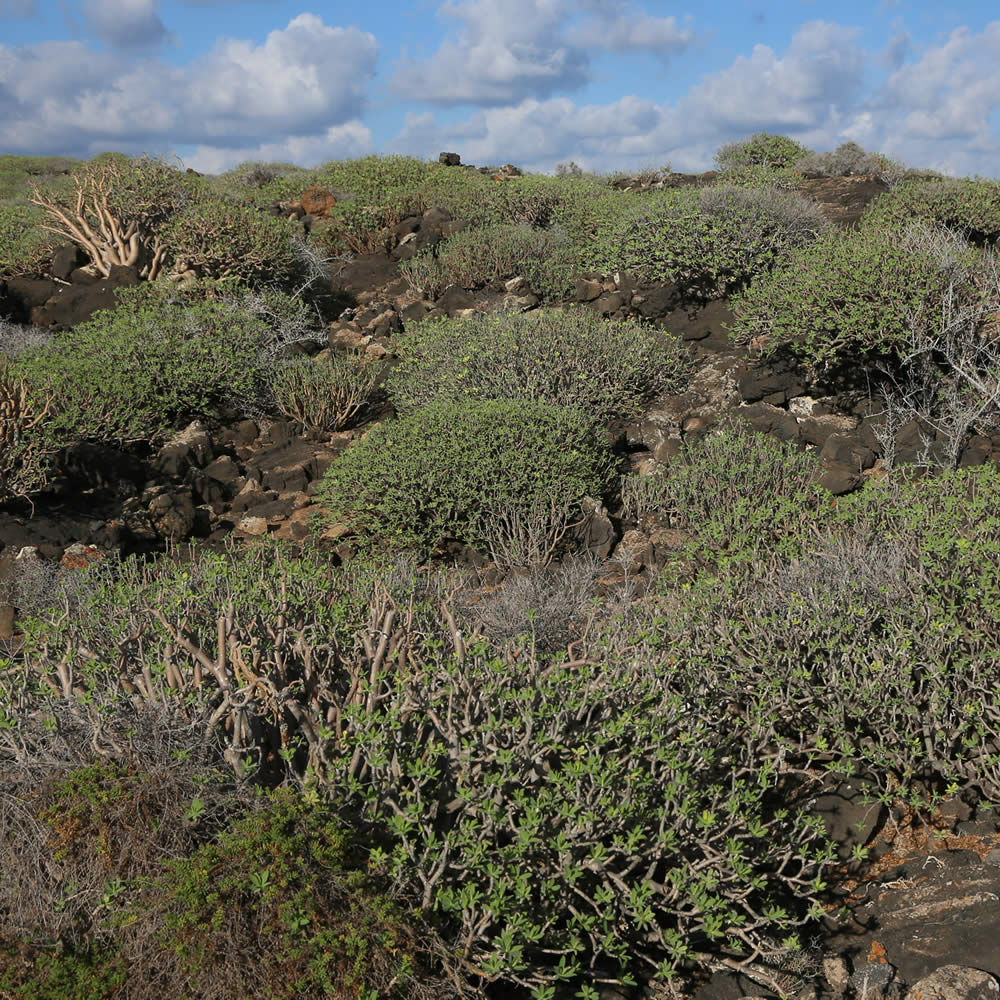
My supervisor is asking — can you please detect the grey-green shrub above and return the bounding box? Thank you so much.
[387,305,692,422]
[714,132,813,172]
[583,182,828,297]
[860,175,1000,243]
[639,466,1000,813]
[728,222,986,377]
[159,196,302,289]
[795,141,906,185]
[5,279,288,449]
[622,414,830,569]
[308,397,614,565]
[400,220,578,302]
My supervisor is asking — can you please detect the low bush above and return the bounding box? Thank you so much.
[621,414,830,570]
[4,279,288,449]
[267,349,385,434]
[400,220,578,302]
[308,398,614,566]
[0,202,60,279]
[714,133,813,172]
[588,182,829,299]
[387,305,692,422]
[794,141,906,185]
[159,196,302,289]
[727,222,986,377]
[860,175,1000,244]
[0,759,453,1000]
[637,465,1000,815]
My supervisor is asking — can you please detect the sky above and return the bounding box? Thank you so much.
[1,1,999,179]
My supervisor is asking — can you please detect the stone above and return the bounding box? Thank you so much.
[152,420,214,479]
[575,277,603,301]
[737,355,806,404]
[50,244,87,281]
[905,967,1000,1000]
[820,432,876,470]
[299,185,338,218]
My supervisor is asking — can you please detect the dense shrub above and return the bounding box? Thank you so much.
[308,398,614,565]
[794,141,906,185]
[0,154,81,201]
[220,159,315,191]
[638,467,1000,814]
[387,305,692,422]
[586,182,829,298]
[5,280,288,449]
[860,175,1000,244]
[307,632,835,990]
[159,196,302,288]
[0,761,453,1000]
[313,154,434,206]
[266,349,385,434]
[621,414,830,569]
[400,220,578,301]
[0,202,61,279]
[27,154,200,279]
[714,133,813,172]
[727,222,986,377]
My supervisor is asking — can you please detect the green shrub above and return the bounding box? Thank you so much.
[0,202,60,279]
[309,634,835,989]
[794,141,907,184]
[622,413,830,570]
[586,181,828,297]
[714,133,813,172]
[309,398,614,565]
[267,349,385,434]
[124,787,449,1000]
[5,279,285,448]
[400,220,578,302]
[313,153,434,206]
[639,464,1000,815]
[0,154,82,202]
[727,222,986,377]
[0,760,452,1000]
[158,196,302,288]
[860,175,1000,243]
[387,305,692,422]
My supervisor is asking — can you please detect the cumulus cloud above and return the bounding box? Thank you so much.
[0,15,377,171]
[390,0,698,105]
[391,19,874,175]
[391,0,588,105]
[183,121,374,175]
[83,0,169,48]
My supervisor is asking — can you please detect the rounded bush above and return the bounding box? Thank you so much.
[0,202,58,279]
[6,279,286,449]
[795,141,906,184]
[387,305,692,422]
[860,175,1000,244]
[400,220,578,301]
[727,222,986,377]
[159,196,302,289]
[714,132,813,172]
[622,413,830,569]
[308,398,614,565]
[589,181,828,297]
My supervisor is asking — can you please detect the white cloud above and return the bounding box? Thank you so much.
[391,0,589,105]
[0,16,377,164]
[83,0,169,48]
[183,121,374,175]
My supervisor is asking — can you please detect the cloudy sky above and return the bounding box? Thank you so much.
[1,0,999,178]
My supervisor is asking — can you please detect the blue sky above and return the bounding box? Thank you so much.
[2,1,999,179]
